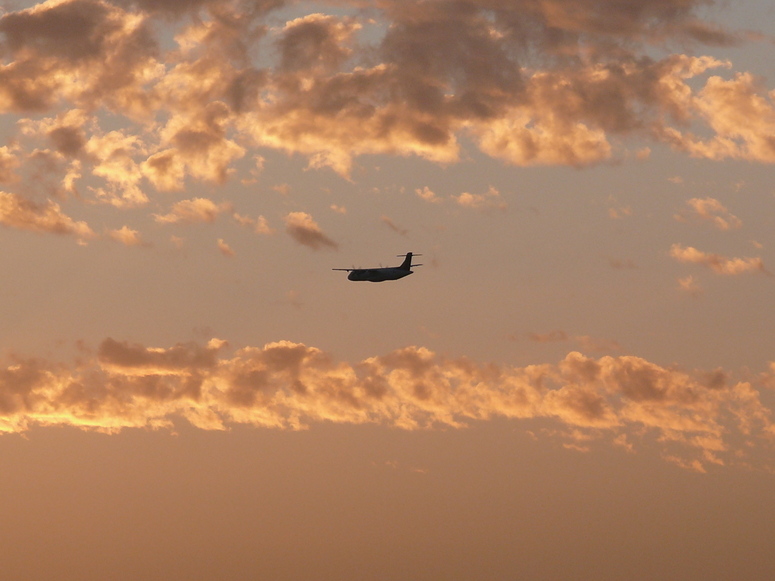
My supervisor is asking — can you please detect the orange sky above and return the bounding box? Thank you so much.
[1,1,775,579]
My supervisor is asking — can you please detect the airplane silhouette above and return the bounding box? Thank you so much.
[333,253,422,282]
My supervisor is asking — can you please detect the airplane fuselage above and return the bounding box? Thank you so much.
[334,252,421,282]
[347,268,414,282]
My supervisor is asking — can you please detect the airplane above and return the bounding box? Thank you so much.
[333,252,422,282]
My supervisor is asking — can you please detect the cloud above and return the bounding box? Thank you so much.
[415,186,441,203]
[669,243,767,275]
[0,191,95,241]
[107,225,145,246]
[1,339,773,471]
[453,186,507,211]
[233,213,274,235]
[0,0,770,209]
[665,72,775,163]
[675,197,742,230]
[0,0,162,114]
[678,275,704,297]
[284,211,338,250]
[154,197,229,224]
[380,215,408,236]
[217,238,235,256]
[0,146,21,183]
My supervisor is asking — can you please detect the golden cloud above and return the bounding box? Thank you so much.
[0,0,770,204]
[676,197,742,230]
[670,243,767,275]
[154,197,230,224]
[0,190,96,241]
[1,338,773,471]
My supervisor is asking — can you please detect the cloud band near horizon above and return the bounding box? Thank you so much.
[1,337,773,472]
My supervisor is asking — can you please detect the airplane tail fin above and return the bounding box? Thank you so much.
[397,252,421,270]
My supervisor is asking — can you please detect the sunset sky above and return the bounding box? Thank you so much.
[2,0,775,579]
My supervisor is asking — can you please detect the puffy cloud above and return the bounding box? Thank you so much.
[284,211,338,250]
[670,243,767,275]
[1,339,773,470]
[665,73,775,163]
[84,129,148,206]
[0,146,20,183]
[277,14,360,74]
[0,0,771,201]
[107,225,145,246]
[415,186,442,203]
[0,0,162,115]
[233,213,274,235]
[154,197,230,224]
[675,197,742,230]
[453,185,507,211]
[0,191,96,241]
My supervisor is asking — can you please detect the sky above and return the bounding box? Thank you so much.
[1,0,775,579]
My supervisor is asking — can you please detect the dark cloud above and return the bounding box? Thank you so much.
[284,212,338,250]
[0,0,121,62]
[98,337,223,373]
[48,126,87,156]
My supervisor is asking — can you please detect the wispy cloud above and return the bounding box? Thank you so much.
[217,238,235,257]
[233,213,274,235]
[675,197,742,230]
[380,215,408,236]
[284,211,338,250]
[154,198,230,224]
[678,275,704,297]
[670,243,767,275]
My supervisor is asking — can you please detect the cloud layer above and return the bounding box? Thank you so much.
[0,0,772,214]
[2,337,773,472]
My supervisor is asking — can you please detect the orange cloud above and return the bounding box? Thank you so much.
[415,186,441,203]
[217,238,235,257]
[0,146,21,183]
[154,197,230,224]
[667,73,775,163]
[1,339,772,471]
[0,191,95,241]
[675,197,742,230]
[107,225,145,246]
[453,186,507,211]
[669,243,767,275]
[233,213,274,235]
[0,0,769,205]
